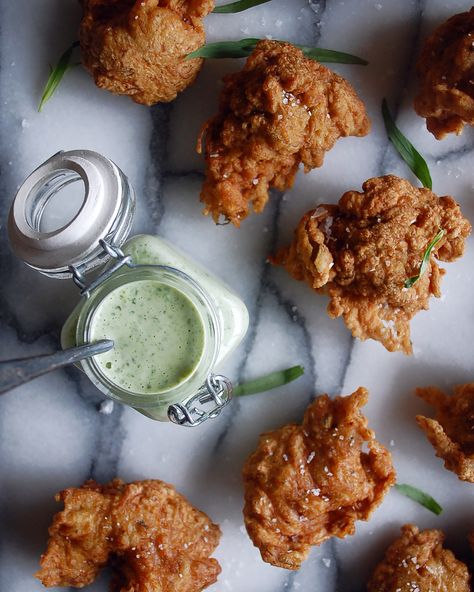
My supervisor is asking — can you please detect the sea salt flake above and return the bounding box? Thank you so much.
[322,557,331,568]
[99,400,114,415]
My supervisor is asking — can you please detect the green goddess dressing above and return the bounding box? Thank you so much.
[90,280,205,394]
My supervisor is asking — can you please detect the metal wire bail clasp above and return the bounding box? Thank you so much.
[69,239,134,298]
[168,374,233,427]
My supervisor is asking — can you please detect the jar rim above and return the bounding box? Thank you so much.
[76,264,220,409]
[8,150,135,278]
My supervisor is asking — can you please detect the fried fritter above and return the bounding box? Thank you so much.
[79,0,214,105]
[36,479,221,591]
[416,383,474,483]
[197,40,370,226]
[272,175,471,354]
[367,524,471,592]
[414,7,474,139]
[242,387,396,570]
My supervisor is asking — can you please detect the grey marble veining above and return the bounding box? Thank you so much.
[1,1,474,591]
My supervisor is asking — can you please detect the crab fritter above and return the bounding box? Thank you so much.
[35,479,221,591]
[242,387,395,570]
[79,0,214,105]
[197,40,370,226]
[367,524,471,592]
[414,8,474,139]
[416,383,474,483]
[272,175,470,354]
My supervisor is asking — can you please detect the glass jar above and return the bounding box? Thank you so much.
[8,150,249,426]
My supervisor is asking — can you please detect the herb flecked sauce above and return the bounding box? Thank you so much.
[90,279,205,394]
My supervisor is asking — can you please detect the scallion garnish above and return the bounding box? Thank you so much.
[187,39,368,65]
[382,99,433,190]
[38,41,80,112]
[404,229,444,289]
[213,0,272,13]
[233,364,304,396]
[298,46,368,65]
[187,38,260,60]
[394,483,442,515]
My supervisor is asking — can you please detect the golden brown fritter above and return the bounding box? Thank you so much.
[242,387,396,570]
[414,8,474,139]
[36,479,221,591]
[367,524,471,592]
[416,383,474,482]
[79,0,214,105]
[272,175,471,354]
[197,40,370,226]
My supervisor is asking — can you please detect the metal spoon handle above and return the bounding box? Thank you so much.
[0,340,114,395]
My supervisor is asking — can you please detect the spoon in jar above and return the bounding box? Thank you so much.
[0,340,114,395]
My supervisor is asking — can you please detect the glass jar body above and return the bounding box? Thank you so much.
[62,234,249,420]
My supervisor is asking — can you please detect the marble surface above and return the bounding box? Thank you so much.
[1,0,474,590]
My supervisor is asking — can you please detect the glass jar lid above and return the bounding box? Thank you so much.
[8,150,135,278]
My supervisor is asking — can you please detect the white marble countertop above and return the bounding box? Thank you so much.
[1,0,474,590]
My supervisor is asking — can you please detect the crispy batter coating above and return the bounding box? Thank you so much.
[414,8,474,139]
[367,524,471,592]
[242,388,396,570]
[272,175,470,354]
[79,0,214,105]
[36,479,221,591]
[416,383,474,482]
[197,40,370,226]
